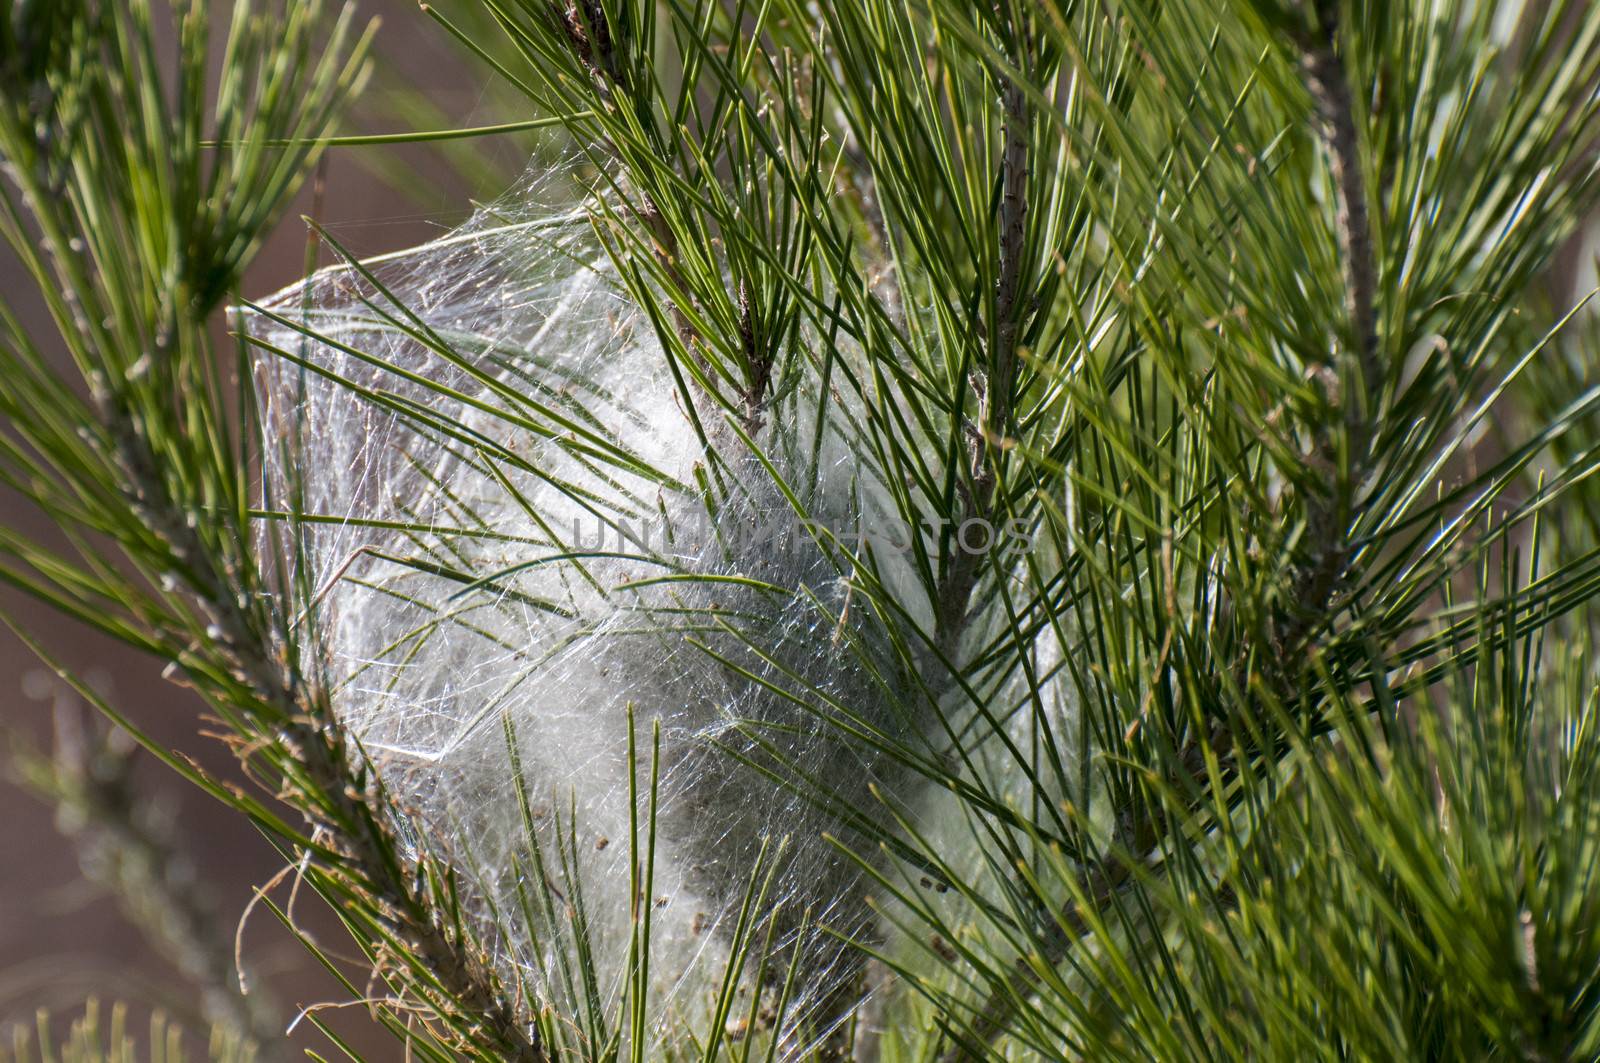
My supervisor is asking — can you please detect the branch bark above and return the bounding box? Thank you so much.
[1275,0,1382,658]
[934,74,1031,658]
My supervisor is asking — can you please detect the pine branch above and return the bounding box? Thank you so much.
[940,6,1384,1053]
[1275,0,1382,659]
[9,698,288,1060]
[636,192,717,395]
[105,375,546,1063]
[544,0,767,432]
[934,68,1031,657]
[0,5,542,1058]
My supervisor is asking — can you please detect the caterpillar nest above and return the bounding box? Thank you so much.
[248,177,1051,1053]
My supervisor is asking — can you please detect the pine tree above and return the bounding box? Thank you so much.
[4,0,1600,1059]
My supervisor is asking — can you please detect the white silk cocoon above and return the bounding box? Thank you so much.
[248,185,961,1050]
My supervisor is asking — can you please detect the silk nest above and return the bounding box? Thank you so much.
[248,173,1072,1053]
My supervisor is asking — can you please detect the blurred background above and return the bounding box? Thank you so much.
[0,1,1596,1057]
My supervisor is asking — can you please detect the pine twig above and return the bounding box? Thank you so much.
[0,5,541,1058]
[636,191,716,388]
[107,402,545,1063]
[9,696,289,1060]
[1275,0,1382,659]
[939,7,1383,1055]
[925,63,1035,1055]
[551,0,775,433]
[934,73,1031,658]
